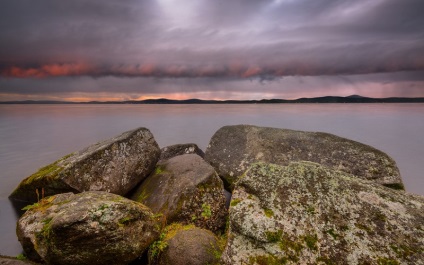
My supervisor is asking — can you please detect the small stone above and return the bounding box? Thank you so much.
[150,224,221,265]
[160,143,205,161]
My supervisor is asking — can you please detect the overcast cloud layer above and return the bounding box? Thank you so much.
[0,0,423,100]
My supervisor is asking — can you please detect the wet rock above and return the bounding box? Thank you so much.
[160,143,204,161]
[131,154,226,232]
[17,191,160,265]
[205,125,403,190]
[222,162,424,265]
[0,255,39,265]
[149,224,221,265]
[10,128,160,203]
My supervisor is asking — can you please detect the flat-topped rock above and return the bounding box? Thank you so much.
[222,162,424,265]
[205,125,403,190]
[17,191,159,265]
[10,128,160,202]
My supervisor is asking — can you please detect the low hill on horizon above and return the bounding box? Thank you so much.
[1,95,424,104]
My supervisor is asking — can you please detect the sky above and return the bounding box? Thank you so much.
[0,0,423,101]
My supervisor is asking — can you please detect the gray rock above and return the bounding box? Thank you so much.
[10,128,160,203]
[131,154,226,232]
[0,255,39,265]
[160,143,204,161]
[149,224,221,265]
[222,162,424,265]
[205,125,403,190]
[17,191,160,265]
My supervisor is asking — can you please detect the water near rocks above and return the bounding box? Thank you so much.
[1,103,423,256]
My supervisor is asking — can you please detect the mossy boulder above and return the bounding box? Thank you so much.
[160,143,204,161]
[204,125,403,190]
[131,154,226,232]
[222,162,424,264]
[17,191,160,265]
[0,255,39,265]
[149,224,221,265]
[10,127,160,203]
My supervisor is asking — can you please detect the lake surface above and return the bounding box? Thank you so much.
[1,103,423,256]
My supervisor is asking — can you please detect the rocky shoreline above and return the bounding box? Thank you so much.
[4,125,423,265]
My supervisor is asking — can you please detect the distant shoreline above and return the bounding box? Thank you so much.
[1,95,424,104]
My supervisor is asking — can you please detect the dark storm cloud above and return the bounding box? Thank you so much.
[0,0,160,63]
[1,0,423,74]
[0,0,423,99]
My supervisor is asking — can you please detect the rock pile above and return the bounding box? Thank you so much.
[7,125,423,265]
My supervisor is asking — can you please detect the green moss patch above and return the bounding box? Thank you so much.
[265,230,282,242]
[355,223,374,235]
[23,153,73,185]
[390,244,415,260]
[325,229,339,240]
[377,257,400,265]
[118,216,134,227]
[303,234,318,251]
[230,198,242,207]
[316,256,335,265]
[306,206,316,214]
[249,254,287,265]
[264,208,274,218]
[382,183,405,191]
[21,195,56,212]
[154,165,166,175]
[201,203,212,219]
[16,254,27,261]
[149,223,195,261]
[36,217,53,244]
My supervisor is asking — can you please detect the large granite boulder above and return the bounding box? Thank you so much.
[222,162,424,265]
[10,128,160,203]
[131,154,226,232]
[149,224,221,265]
[205,125,403,190]
[17,191,160,265]
[160,143,204,161]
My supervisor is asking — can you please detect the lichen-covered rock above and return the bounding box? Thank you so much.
[205,125,403,190]
[160,143,204,161]
[149,224,221,265]
[0,255,39,265]
[131,154,226,232]
[222,162,424,265]
[10,128,160,203]
[17,191,160,265]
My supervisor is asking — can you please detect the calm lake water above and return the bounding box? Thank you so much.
[0,103,423,256]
